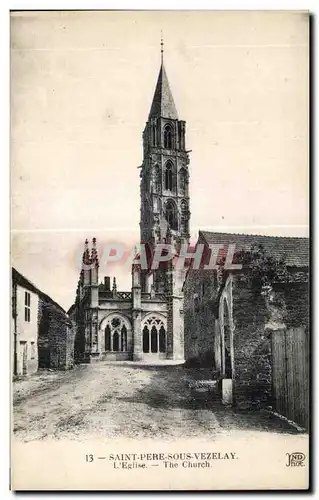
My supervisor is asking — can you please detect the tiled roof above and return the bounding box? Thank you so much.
[199,231,309,268]
[149,63,178,119]
[12,267,67,314]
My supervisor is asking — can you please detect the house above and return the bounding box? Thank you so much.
[12,268,74,376]
[183,230,309,427]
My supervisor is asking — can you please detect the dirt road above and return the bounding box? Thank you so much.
[13,362,300,442]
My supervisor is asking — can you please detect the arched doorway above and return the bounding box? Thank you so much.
[223,300,232,378]
[219,296,234,405]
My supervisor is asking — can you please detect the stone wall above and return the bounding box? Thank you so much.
[231,273,272,409]
[184,266,309,410]
[38,302,75,370]
[184,268,218,367]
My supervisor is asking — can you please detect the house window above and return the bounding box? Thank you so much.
[24,291,31,322]
[30,342,36,360]
[164,124,173,149]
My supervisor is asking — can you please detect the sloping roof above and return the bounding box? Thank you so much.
[199,231,309,268]
[12,267,67,314]
[67,303,76,315]
[148,63,178,119]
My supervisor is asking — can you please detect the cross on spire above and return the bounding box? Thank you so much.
[161,31,164,64]
[148,34,178,119]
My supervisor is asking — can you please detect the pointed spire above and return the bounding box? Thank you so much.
[148,40,178,120]
[91,237,99,268]
[112,277,117,298]
[82,238,91,266]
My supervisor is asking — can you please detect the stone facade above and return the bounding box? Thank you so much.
[71,60,190,364]
[38,301,75,370]
[184,231,309,408]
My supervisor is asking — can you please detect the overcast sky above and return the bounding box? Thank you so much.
[11,10,309,310]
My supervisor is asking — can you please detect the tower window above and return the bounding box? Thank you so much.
[165,200,177,230]
[164,124,173,149]
[164,161,173,191]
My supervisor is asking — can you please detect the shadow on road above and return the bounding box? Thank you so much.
[116,364,301,435]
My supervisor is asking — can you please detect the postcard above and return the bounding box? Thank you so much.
[11,10,309,491]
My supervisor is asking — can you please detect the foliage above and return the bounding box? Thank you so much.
[233,244,289,290]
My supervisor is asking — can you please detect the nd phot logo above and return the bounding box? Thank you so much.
[286,452,306,467]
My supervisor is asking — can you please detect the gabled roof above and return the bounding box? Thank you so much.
[199,231,309,268]
[12,267,67,314]
[148,63,178,120]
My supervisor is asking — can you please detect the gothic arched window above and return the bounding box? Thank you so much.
[142,315,167,354]
[179,168,187,195]
[164,124,173,149]
[164,161,173,191]
[102,314,130,353]
[165,200,177,230]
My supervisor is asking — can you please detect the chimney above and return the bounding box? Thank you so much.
[104,276,111,291]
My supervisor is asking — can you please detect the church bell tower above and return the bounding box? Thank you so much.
[140,40,191,293]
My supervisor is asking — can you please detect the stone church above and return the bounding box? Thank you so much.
[70,54,190,363]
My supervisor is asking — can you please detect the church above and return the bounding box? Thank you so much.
[70,49,190,363]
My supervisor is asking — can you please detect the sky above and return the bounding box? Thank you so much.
[10,10,309,310]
